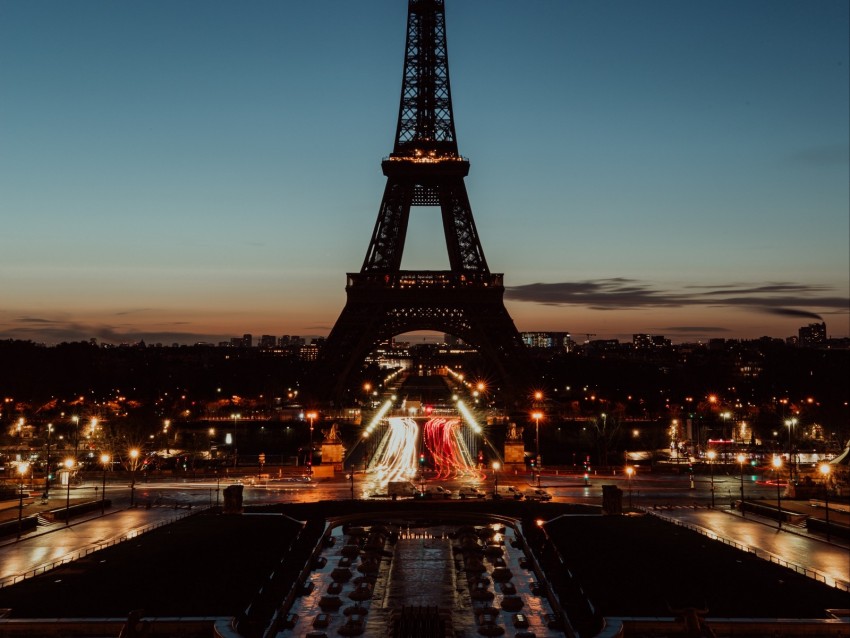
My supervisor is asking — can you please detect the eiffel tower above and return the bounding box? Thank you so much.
[314,0,530,401]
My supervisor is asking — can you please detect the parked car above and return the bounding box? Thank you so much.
[417,485,453,499]
[457,485,486,499]
[523,487,552,501]
[494,485,523,500]
[388,481,417,498]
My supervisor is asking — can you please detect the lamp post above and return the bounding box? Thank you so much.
[64,458,74,525]
[625,466,635,509]
[72,415,80,464]
[720,409,731,440]
[44,423,53,499]
[129,448,140,507]
[819,463,831,541]
[707,450,716,508]
[231,413,241,465]
[100,453,110,515]
[163,419,171,454]
[772,455,783,530]
[531,410,543,485]
[492,461,500,497]
[785,418,797,482]
[306,411,318,473]
[736,453,746,516]
[17,462,29,537]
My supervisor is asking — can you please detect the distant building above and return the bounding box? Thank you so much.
[242,333,253,348]
[633,334,671,349]
[520,332,572,352]
[798,322,826,346]
[299,342,320,361]
[583,339,620,353]
[259,335,277,349]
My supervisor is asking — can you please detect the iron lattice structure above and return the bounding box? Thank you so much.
[313,0,531,401]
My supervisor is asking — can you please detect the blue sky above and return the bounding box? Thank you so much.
[1,0,848,345]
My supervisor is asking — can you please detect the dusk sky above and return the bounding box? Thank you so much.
[2,1,848,346]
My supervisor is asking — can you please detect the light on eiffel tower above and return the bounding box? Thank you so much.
[310,0,532,403]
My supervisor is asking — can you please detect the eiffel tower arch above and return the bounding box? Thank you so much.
[313,0,532,402]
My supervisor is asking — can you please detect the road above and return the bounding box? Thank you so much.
[1,471,847,592]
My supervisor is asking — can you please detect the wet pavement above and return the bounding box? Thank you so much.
[0,505,196,586]
[645,506,850,589]
[278,518,565,638]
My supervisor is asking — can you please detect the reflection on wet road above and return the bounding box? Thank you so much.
[652,508,850,588]
[279,518,565,638]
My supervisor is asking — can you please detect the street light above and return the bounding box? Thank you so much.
[492,461,500,497]
[63,458,74,525]
[531,410,543,484]
[44,423,53,499]
[736,453,746,516]
[625,466,635,509]
[785,418,797,482]
[72,415,80,463]
[772,455,783,530]
[163,419,171,454]
[819,463,832,541]
[100,453,110,515]
[17,461,30,537]
[231,413,241,463]
[707,450,716,508]
[306,411,318,472]
[129,448,140,507]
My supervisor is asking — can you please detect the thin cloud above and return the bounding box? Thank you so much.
[1,319,233,345]
[506,279,847,319]
[758,307,824,320]
[660,326,731,334]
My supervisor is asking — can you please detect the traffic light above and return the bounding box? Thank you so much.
[419,454,425,465]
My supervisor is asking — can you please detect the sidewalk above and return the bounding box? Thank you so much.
[0,504,201,586]
[643,504,850,590]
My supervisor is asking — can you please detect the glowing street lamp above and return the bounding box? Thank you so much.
[129,448,140,507]
[772,455,783,530]
[163,419,171,453]
[492,461,500,496]
[819,463,832,541]
[736,453,746,516]
[100,453,110,515]
[625,466,635,509]
[306,411,318,472]
[231,413,241,448]
[785,418,797,482]
[72,415,80,462]
[17,462,30,537]
[707,450,716,508]
[44,423,53,499]
[64,458,74,525]
[531,410,543,479]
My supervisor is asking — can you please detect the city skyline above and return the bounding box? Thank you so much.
[2,0,848,345]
